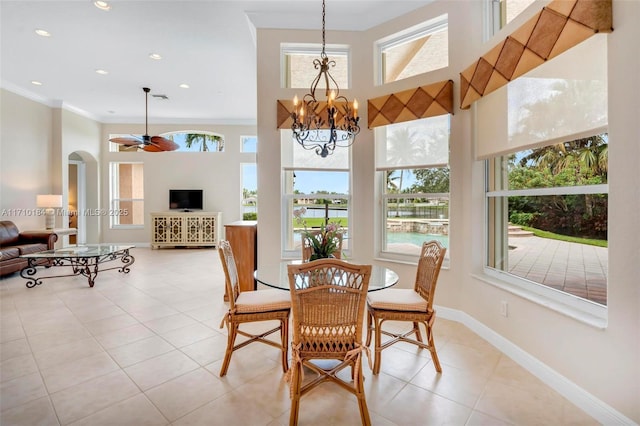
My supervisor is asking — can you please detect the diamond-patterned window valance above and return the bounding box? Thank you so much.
[459,0,612,110]
[367,80,453,129]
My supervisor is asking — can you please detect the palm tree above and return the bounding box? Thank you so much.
[386,126,421,217]
[184,133,224,152]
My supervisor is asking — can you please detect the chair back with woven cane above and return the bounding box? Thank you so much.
[217,240,291,377]
[301,230,343,261]
[366,240,446,375]
[219,240,241,311]
[286,259,372,426]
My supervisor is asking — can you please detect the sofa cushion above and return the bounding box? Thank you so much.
[0,247,20,261]
[18,243,49,255]
[0,221,20,246]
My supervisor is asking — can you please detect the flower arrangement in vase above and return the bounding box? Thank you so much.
[294,207,344,261]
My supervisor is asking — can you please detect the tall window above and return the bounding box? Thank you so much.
[281,130,350,258]
[480,35,608,313]
[109,162,144,228]
[241,136,258,220]
[281,44,349,89]
[376,115,450,260]
[376,14,448,85]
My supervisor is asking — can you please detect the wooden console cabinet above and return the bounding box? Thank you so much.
[224,221,257,298]
[151,212,222,249]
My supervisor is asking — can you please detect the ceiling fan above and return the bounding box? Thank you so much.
[109,87,179,152]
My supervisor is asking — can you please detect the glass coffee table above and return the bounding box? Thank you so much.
[20,244,135,288]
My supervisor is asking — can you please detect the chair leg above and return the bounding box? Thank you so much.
[413,321,424,343]
[355,359,372,426]
[427,325,442,373]
[289,361,302,426]
[373,316,383,375]
[219,322,238,377]
[365,309,373,347]
[280,317,289,373]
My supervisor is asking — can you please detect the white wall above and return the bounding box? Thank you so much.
[256,0,639,422]
[101,123,256,244]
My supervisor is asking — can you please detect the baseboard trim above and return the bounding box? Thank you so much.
[436,305,637,425]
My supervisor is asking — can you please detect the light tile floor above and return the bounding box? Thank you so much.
[1,248,598,425]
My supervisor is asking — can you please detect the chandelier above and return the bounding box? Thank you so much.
[291,0,360,158]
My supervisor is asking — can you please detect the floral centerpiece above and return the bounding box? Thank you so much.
[294,207,344,261]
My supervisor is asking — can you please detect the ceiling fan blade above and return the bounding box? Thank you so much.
[150,136,180,151]
[143,144,163,152]
[109,137,142,146]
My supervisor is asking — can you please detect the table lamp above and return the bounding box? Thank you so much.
[37,194,62,229]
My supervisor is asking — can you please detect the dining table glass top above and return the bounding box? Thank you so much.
[254,259,399,292]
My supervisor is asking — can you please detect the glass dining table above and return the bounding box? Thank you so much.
[254,259,399,291]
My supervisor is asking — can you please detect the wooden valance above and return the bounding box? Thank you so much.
[367,80,453,129]
[459,0,612,110]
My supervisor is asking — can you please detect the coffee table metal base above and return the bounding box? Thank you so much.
[20,248,134,288]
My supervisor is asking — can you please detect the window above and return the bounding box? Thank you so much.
[241,135,257,153]
[486,136,608,306]
[109,131,224,152]
[376,14,448,85]
[242,163,257,220]
[479,35,608,315]
[488,0,537,35]
[281,44,349,89]
[109,162,144,228]
[376,115,450,261]
[281,130,350,258]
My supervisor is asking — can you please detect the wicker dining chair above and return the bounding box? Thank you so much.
[217,240,291,377]
[366,240,446,375]
[301,230,343,261]
[286,259,372,426]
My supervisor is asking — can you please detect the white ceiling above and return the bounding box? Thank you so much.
[1,0,432,125]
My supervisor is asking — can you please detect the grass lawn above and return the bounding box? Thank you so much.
[293,217,348,229]
[521,225,607,248]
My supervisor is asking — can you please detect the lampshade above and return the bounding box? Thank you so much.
[36,194,63,208]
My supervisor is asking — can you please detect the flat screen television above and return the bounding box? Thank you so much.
[169,189,203,211]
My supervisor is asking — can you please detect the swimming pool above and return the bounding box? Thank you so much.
[386,232,449,248]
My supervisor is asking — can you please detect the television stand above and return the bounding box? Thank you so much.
[151,212,222,249]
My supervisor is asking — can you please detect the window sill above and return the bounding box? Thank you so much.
[473,270,607,329]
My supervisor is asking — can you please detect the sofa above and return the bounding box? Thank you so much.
[0,221,58,277]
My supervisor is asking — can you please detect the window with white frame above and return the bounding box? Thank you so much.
[281,130,350,258]
[241,136,258,219]
[281,43,349,89]
[376,115,450,260]
[487,0,537,35]
[480,35,608,314]
[376,14,448,85]
[109,162,144,228]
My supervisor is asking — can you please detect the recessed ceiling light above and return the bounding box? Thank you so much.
[35,29,51,37]
[31,80,43,86]
[94,1,111,11]
[179,83,190,89]
[149,53,162,60]
[95,69,109,75]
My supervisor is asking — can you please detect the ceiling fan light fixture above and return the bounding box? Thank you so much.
[108,87,179,152]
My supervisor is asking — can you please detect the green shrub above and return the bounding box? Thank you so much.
[510,212,536,227]
[243,212,257,220]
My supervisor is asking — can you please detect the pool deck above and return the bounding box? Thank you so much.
[508,235,607,305]
[388,235,608,306]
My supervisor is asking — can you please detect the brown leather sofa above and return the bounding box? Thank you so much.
[0,221,57,277]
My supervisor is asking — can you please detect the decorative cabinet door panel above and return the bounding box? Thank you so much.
[151,212,221,249]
